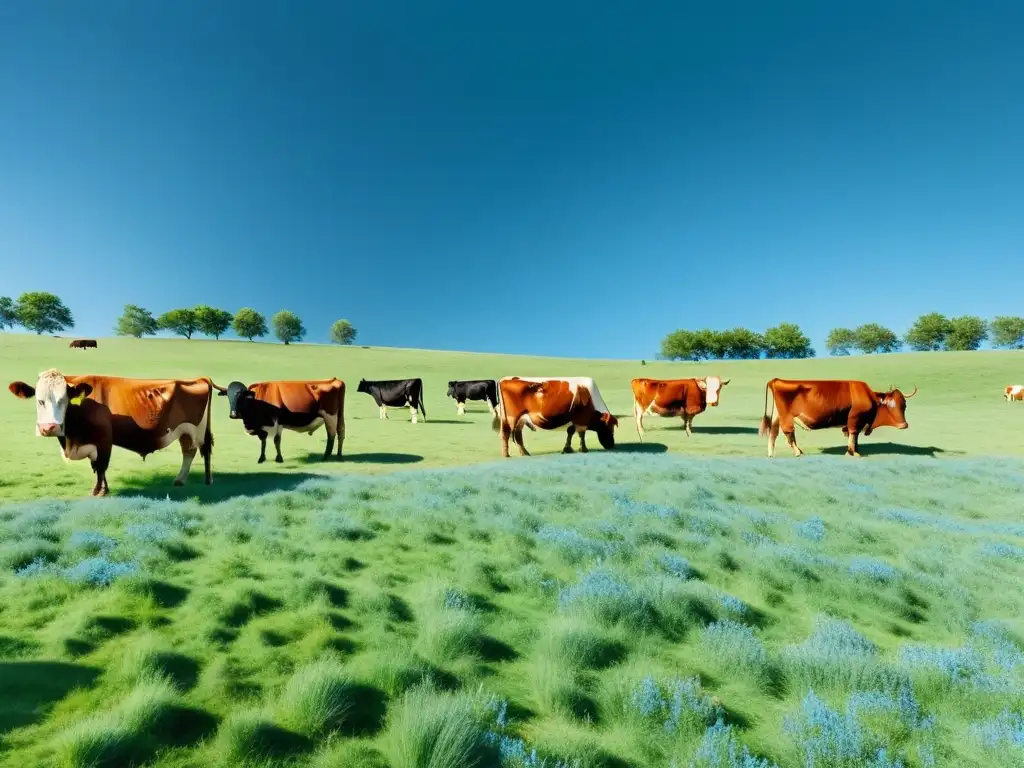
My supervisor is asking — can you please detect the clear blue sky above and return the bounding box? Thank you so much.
[2,2,1022,359]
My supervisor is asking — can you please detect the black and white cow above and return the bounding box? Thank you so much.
[356,378,427,423]
[446,380,498,416]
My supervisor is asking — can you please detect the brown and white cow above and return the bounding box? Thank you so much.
[8,369,215,495]
[216,378,345,463]
[759,378,917,458]
[1006,385,1024,402]
[492,376,618,457]
[631,376,730,440]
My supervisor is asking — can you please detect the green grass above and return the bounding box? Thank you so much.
[3,334,1024,766]
[1,333,1023,502]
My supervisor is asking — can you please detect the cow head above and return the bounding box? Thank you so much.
[592,411,619,449]
[875,384,917,429]
[696,376,730,407]
[356,379,370,394]
[8,369,92,437]
[446,381,456,399]
[218,381,254,419]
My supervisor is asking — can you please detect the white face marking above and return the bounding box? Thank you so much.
[32,370,72,436]
[703,376,724,405]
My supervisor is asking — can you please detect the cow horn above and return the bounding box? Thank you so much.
[905,384,918,399]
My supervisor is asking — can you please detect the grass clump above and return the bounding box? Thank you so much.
[213,710,310,765]
[414,584,485,664]
[699,619,777,692]
[276,653,355,738]
[382,685,493,768]
[557,568,658,631]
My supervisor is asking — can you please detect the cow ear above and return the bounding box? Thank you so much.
[696,379,707,390]
[69,383,92,400]
[9,381,35,399]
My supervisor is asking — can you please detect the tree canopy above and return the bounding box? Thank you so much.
[990,316,1024,350]
[233,308,268,341]
[272,310,305,345]
[14,292,74,334]
[114,304,158,338]
[329,319,357,345]
[157,308,199,339]
[194,306,233,339]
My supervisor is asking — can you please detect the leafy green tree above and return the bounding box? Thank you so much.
[0,296,16,330]
[113,304,158,338]
[14,292,74,334]
[854,323,900,354]
[990,316,1024,349]
[763,323,814,359]
[720,327,763,359]
[825,327,857,356]
[660,329,709,361]
[329,319,357,345]
[945,315,988,351]
[233,308,268,341]
[194,306,233,339]
[272,310,306,345]
[157,308,199,339]
[903,312,951,351]
[704,328,728,360]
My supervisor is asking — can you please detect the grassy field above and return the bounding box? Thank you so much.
[2,334,1024,768]
[1,333,1022,503]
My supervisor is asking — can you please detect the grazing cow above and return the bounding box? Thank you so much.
[356,379,426,423]
[1006,385,1024,402]
[759,378,917,458]
[217,379,345,463]
[69,339,97,350]
[8,369,215,495]
[492,376,618,457]
[631,376,730,440]
[446,379,498,416]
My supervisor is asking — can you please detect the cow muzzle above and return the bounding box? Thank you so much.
[709,401,719,407]
[38,422,62,437]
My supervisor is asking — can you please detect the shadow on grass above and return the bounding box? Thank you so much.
[613,442,669,454]
[114,471,325,504]
[341,685,389,736]
[420,419,473,425]
[0,661,101,734]
[333,452,424,465]
[820,443,958,457]
[690,425,760,435]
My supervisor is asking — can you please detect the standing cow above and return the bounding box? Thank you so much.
[631,376,730,441]
[446,380,498,416]
[356,378,426,423]
[492,376,617,457]
[217,378,345,463]
[759,378,916,458]
[69,339,98,350]
[1006,385,1024,402]
[8,369,215,495]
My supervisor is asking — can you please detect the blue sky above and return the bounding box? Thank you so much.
[2,2,1022,359]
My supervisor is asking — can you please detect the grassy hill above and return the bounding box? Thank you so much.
[1,333,1022,502]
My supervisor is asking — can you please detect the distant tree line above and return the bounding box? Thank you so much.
[661,313,1024,361]
[0,292,358,346]
[660,323,815,361]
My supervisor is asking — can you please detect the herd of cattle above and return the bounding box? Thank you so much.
[4,366,1019,496]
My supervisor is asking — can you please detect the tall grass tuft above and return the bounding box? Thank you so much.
[382,685,493,768]
[415,583,485,663]
[698,620,775,691]
[276,653,355,737]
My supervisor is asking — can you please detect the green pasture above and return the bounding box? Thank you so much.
[0,333,1021,503]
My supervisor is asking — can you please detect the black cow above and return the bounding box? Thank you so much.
[357,378,427,423]
[446,379,497,416]
[69,339,98,349]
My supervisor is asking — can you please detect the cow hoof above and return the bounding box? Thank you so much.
[173,479,185,487]
[258,457,266,464]
[580,447,589,454]
[275,457,284,464]
[562,447,574,454]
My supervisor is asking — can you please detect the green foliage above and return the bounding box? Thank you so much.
[763,322,814,359]
[157,308,199,340]
[193,306,233,340]
[826,328,857,356]
[989,316,1024,350]
[904,312,951,351]
[330,319,357,345]
[660,327,765,361]
[0,296,16,330]
[233,307,268,341]
[660,329,709,361]
[14,291,73,334]
[276,654,355,737]
[854,323,901,354]
[272,310,306,345]
[113,304,158,338]
[946,315,988,351]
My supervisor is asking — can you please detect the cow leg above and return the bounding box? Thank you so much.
[323,412,338,460]
[512,426,530,456]
[379,404,388,420]
[257,430,268,463]
[410,402,418,424]
[683,413,694,437]
[500,422,512,458]
[767,415,781,458]
[457,400,466,416]
[174,435,198,486]
[633,400,645,442]
[562,424,575,454]
[846,429,861,458]
[578,429,589,453]
[784,431,803,457]
[273,426,284,463]
[200,437,212,485]
[90,454,110,497]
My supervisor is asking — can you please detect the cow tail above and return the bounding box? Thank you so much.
[492,381,503,431]
[202,378,215,453]
[759,380,774,438]
[418,381,427,420]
